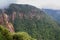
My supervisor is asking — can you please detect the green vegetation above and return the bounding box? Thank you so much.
[5,4,60,40]
[12,32,36,40]
[0,25,12,40]
[0,25,35,40]
[14,15,60,40]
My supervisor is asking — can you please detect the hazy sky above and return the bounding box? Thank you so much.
[0,0,16,8]
[0,0,60,9]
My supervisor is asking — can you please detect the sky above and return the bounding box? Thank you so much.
[0,0,16,8]
[0,0,60,9]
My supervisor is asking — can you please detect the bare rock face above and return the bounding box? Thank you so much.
[6,4,45,20]
[12,11,16,22]
[0,10,15,32]
[5,22,15,32]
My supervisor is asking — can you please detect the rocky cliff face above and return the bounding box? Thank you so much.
[0,10,14,32]
[6,4,45,21]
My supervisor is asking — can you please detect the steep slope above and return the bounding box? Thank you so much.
[4,4,60,40]
[0,10,15,32]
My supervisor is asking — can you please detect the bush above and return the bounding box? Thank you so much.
[12,32,36,40]
[0,25,13,40]
[0,25,36,40]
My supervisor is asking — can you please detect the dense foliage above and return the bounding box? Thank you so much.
[14,15,60,40]
[0,25,35,40]
[5,4,60,40]
[0,25,12,40]
[12,32,36,40]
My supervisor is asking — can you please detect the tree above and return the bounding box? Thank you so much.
[0,25,13,40]
[12,32,36,40]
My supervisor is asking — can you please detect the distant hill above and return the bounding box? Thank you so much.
[43,9,60,23]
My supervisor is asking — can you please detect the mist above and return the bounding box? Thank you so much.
[0,0,16,9]
[0,0,60,10]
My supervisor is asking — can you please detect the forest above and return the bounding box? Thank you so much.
[0,4,60,40]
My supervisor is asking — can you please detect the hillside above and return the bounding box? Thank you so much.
[5,4,60,40]
[0,4,60,40]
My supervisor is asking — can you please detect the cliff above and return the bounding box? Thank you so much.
[0,4,60,40]
[5,4,60,40]
[0,10,14,32]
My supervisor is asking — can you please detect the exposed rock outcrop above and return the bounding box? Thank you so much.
[0,10,15,32]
